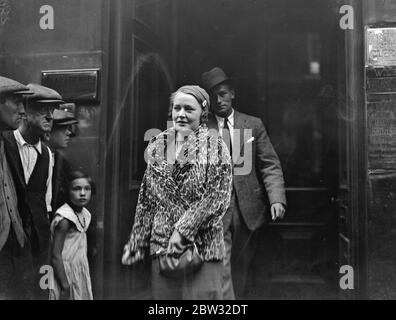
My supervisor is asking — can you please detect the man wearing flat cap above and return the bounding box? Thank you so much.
[0,76,35,299]
[47,105,78,213]
[202,67,286,299]
[3,83,63,299]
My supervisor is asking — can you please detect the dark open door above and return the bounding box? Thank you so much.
[171,0,360,299]
[243,0,345,299]
[104,0,176,299]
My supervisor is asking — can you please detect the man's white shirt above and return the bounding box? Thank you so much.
[13,129,53,212]
[215,108,235,147]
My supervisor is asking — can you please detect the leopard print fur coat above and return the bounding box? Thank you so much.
[124,125,232,261]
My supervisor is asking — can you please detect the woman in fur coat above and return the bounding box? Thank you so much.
[122,85,233,300]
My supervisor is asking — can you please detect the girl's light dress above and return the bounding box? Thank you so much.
[49,203,93,300]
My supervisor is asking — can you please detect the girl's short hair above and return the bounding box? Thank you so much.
[66,170,96,196]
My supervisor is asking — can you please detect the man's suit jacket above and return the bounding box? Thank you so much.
[2,131,51,255]
[208,110,286,231]
[51,150,73,213]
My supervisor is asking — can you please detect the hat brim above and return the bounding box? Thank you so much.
[54,119,78,126]
[14,89,34,95]
[34,99,64,104]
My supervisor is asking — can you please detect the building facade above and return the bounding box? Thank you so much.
[1,0,396,299]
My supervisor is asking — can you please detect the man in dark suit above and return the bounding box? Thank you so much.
[202,67,286,299]
[46,105,78,213]
[3,83,63,299]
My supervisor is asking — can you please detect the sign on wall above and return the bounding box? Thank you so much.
[366,26,396,170]
[367,98,396,170]
[366,27,396,67]
[41,69,100,104]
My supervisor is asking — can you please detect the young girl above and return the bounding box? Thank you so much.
[49,170,94,300]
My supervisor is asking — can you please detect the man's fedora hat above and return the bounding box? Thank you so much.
[0,76,33,96]
[201,67,233,90]
[53,104,78,126]
[26,83,64,104]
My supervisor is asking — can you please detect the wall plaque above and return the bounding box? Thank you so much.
[368,98,396,170]
[366,26,396,170]
[366,27,396,66]
[41,69,100,104]
[367,77,396,93]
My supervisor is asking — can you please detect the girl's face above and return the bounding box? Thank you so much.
[69,178,92,208]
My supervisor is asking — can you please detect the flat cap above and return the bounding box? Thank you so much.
[0,76,33,96]
[26,83,64,104]
[53,108,78,126]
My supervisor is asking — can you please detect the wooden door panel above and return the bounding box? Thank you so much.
[105,0,176,299]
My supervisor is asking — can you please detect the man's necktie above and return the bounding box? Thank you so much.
[222,117,232,159]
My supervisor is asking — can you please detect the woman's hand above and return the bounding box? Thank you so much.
[122,243,144,265]
[167,229,189,257]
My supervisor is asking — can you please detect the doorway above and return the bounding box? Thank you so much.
[106,0,360,299]
[174,0,346,299]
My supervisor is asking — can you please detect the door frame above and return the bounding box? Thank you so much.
[343,0,368,299]
[100,0,369,299]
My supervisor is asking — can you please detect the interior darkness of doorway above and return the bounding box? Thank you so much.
[171,0,345,299]
[176,0,343,189]
[114,0,347,300]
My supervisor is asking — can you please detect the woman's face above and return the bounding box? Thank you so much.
[69,178,92,208]
[172,92,202,134]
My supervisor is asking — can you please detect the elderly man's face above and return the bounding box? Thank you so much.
[211,83,234,118]
[0,94,25,131]
[49,125,73,150]
[26,103,55,135]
